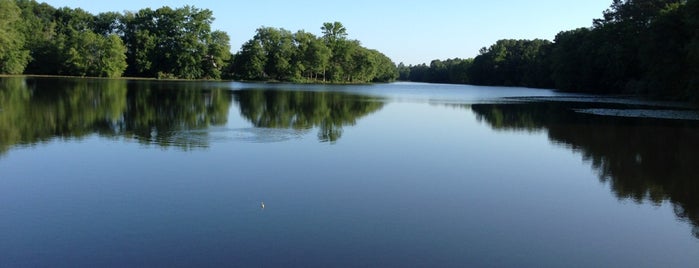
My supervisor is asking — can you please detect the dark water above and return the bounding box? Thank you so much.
[1,77,698,267]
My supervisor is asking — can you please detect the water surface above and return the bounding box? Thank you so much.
[1,77,698,267]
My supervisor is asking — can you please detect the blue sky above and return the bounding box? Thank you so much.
[41,0,612,65]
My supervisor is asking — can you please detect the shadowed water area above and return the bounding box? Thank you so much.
[1,77,698,267]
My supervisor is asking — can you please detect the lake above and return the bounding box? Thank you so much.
[1,77,698,267]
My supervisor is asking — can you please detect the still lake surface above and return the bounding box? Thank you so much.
[1,77,698,267]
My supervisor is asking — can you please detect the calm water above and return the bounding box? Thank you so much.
[1,77,698,267]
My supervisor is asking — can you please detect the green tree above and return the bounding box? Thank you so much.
[121,6,225,79]
[328,39,360,82]
[254,27,295,80]
[61,30,127,77]
[203,30,232,79]
[293,30,330,81]
[322,22,355,82]
[14,2,126,77]
[637,3,690,97]
[596,0,684,27]
[371,49,399,82]
[321,21,348,43]
[232,39,267,80]
[402,58,471,84]
[397,62,410,81]
[550,28,598,92]
[91,11,122,35]
[0,0,30,74]
[468,39,552,87]
[121,9,155,76]
[17,0,60,75]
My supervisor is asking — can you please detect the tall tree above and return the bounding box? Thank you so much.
[255,27,295,80]
[203,30,231,79]
[232,39,267,80]
[0,0,30,74]
[63,31,127,77]
[321,21,348,43]
[293,30,330,80]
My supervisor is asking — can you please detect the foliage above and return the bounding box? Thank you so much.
[12,1,127,77]
[120,6,231,79]
[6,0,698,95]
[468,39,553,88]
[0,0,30,74]
[231,22,398,83]
[401,0,698,100]
[401,58,472,84]
[9,1,230,79]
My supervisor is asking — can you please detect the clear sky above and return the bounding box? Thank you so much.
[41,0,612,65]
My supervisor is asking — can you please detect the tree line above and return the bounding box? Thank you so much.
[0,0,397,82]
[400,0,699,100]
[0,0,232,79]
[228,22,398,83]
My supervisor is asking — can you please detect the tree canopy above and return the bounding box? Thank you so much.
[13,1,128,77]
[120,6,231,79]
[2,1,231,79]
[2,2,393,83]
[229,22,398,83]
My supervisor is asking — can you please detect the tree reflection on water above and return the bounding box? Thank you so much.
[472,101,699,238]
[232,89,384,142]
[0,77,385,152]
[0,77,232,152]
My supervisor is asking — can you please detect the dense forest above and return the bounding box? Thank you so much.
[0,0,397,82]
[400,0,699,100]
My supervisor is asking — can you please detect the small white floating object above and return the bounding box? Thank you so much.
[260,201,265,209]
